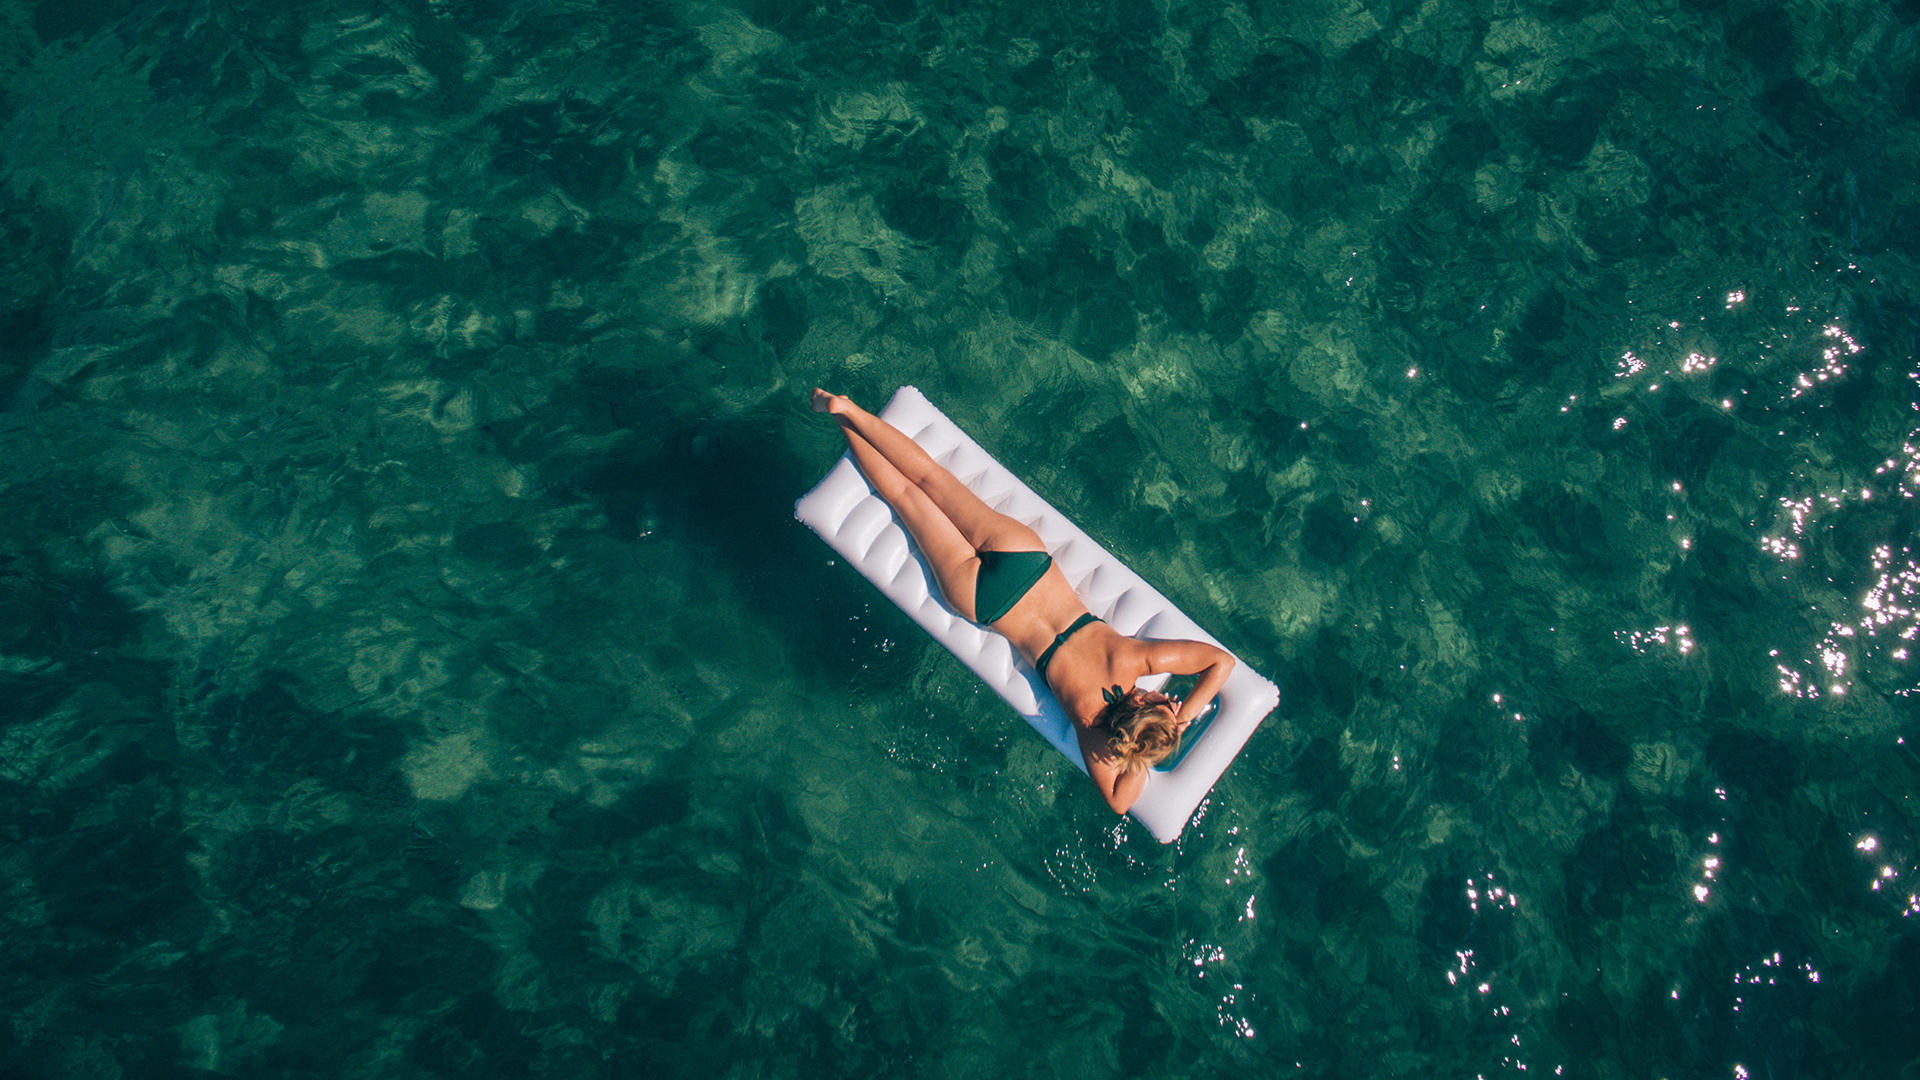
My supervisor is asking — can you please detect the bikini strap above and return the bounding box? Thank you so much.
[1034,612,1101,676]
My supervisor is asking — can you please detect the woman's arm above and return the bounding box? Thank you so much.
[1145,639,1236,726]
[1076,724,1148,814]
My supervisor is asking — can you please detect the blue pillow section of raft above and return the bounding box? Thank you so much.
[793,386,1280,844]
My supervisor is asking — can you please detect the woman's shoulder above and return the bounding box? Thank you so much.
[1097,626,1158,671]
[1052,629,1148,718]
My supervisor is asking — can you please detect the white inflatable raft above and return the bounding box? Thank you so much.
[794,386,1279,843]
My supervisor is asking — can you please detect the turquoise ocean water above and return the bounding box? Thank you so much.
[4,0,1919,1074]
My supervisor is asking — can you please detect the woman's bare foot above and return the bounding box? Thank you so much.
[811,388,848,415]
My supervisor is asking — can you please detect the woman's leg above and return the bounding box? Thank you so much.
[812,390,1043,552]
[830,415,984,621]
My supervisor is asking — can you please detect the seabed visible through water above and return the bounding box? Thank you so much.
[2,0,1919,1076]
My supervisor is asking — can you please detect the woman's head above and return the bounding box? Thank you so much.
[1095,686,1184,774]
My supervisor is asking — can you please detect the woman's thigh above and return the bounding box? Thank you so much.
[915,471,1045,554]
[882,474,985,620]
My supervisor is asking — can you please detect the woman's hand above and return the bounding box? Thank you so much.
[1164,695,1192,729]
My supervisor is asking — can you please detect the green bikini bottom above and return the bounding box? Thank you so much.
[974,549,1052,624]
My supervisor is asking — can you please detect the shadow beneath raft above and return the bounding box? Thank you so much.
[568,401,917,689]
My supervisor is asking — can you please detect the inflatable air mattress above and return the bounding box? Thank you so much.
[794,386,1279,843]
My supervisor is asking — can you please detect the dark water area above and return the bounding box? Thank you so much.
[3,0,1919,1076]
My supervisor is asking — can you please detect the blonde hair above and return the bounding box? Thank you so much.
[1095,688,1182,774]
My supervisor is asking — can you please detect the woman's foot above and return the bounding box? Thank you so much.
[811,388,848,415]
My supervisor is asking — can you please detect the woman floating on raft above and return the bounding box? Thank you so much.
[812,389,1234,815]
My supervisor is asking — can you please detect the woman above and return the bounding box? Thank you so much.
[813,389,1235,815]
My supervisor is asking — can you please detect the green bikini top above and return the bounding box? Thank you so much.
[1034,612,1101,676]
